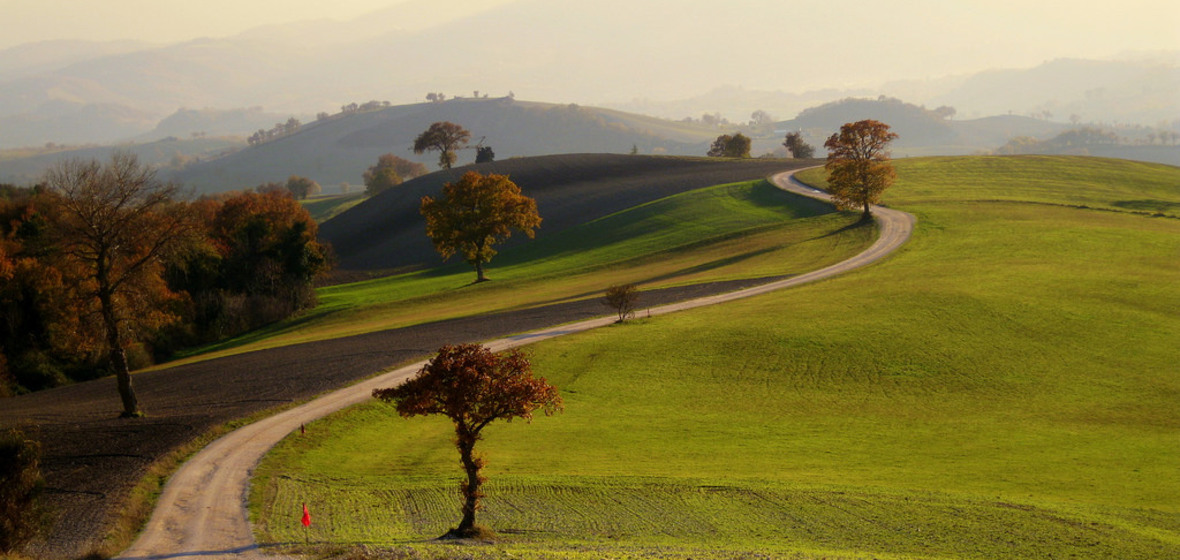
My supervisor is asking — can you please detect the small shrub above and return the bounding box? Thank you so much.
[11,350,66,392]
[603,284,640,323]
[0,428,45,553]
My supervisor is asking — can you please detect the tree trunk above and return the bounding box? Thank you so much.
[474,260,487,283]
[100,289,140,418]
[861,201,873,222]
[453,432,483,537]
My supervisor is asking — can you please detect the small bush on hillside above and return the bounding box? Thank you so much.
[0,428,45,553]
[603,284,640,323]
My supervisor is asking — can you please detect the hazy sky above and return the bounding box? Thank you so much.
[0,0,1177,97]
[1,0,1177,55]
[0,0,516,49]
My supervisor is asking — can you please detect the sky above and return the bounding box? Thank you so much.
[0,0,516,49]
[0,0,1177,57]
[0,0,1177,103]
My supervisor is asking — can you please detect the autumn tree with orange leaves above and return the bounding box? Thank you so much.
[0,187,97,395]
[0,175,332,398]
[420,171,541,283]
[42,153,199,417]
[168,190,331,343]
[823,120,899,221]
[373,344,562,539]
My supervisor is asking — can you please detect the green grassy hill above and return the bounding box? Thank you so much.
[180,166,861,363]
[251,156,1180,559]
[318,154,814,271]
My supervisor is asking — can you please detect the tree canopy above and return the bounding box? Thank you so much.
[42,152,199,417]
[475,145,495,164]
[603,284,640,323]
[783,131,816,159]
[413,121,471,169]
[1,168,333,398]
[363,154,429,196]
[707,133,752,158]
[823,119,899,221]
[0,428,44,553]
[373,344,561,539]
[285,175,321,200]
[420,171,541,283]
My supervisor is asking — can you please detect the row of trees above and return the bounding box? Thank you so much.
[427,91,514,103]
[255,176,323,200]
[706,133,752,158]
[246,117,303,146]
[0,154,331,410]
[705,131,817,159]
[995,126,1150,155]
[316,100,394,122]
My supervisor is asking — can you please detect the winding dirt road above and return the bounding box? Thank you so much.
[114,169,915,560]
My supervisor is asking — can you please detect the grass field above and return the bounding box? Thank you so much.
[174,179,872,362]
[251,155,1180,559]
[303,192,367,223]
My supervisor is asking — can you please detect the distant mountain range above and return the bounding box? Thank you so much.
[0,0,1175,150]
[5,94,1175,190]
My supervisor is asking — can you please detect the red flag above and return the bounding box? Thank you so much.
[301,503,311,527]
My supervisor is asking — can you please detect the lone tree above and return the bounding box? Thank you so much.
[413,121,471,169]
[43,153,197,417]
[823,120,899,221]
[475,145,495,164]
[363,154,429,196]
[373,344,562,539]
[706,133,752,158]
[603,284,639,322]
[782,132,815,159]
[420,171,541,283]
[285,175,321,200]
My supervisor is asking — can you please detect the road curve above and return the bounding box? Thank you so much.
[115,169,915,560]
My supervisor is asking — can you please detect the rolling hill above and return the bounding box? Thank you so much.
[0,154,852,559]
[318,153,811,271]
[165,99,724,194]
[775,97,1069,157]
[0,135,243,185]
[254,155,1180,559]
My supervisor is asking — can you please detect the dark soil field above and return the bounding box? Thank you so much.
[320,154,814,270]
[1,154,813,559]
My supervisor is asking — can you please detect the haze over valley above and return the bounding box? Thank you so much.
[0,0,1176,164]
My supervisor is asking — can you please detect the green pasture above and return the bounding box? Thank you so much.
[177,179,872,360]
[302,192,366,223]
[252,156,1180,559]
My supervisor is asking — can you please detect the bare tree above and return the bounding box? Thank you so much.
[42,153,197,417]
[603,284,639,322]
